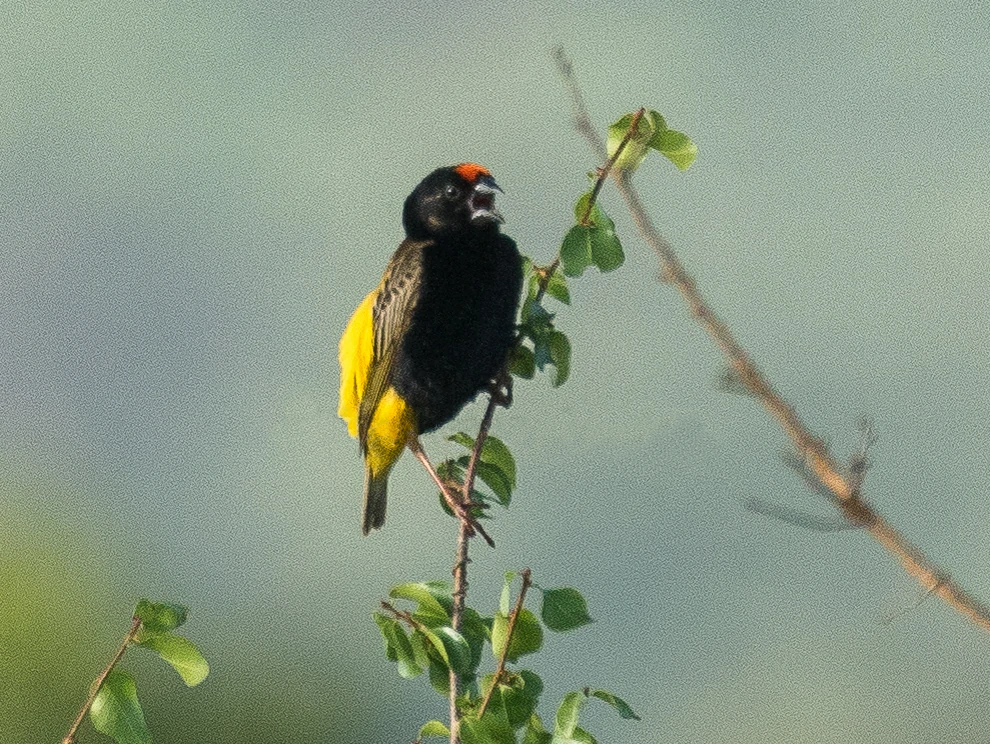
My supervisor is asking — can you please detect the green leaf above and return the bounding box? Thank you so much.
[500,572,516,615]
[435,626,473,676]
[541,588,593,632]
[562,195,623,277]
[544,265,570,304]
[410,625,432,671]
[389,583,451,627]
[560,224,593,277]
[476,461,512,506]
[480,436,516,490]
[491,612,509,658]
[509,344,536,379]
[564,727,597,744]
[523,713,554,744]
[373,613,422,679]
[423,581,455,615]
[572,191,593,224]
[645,109,667,132]
[89,670,151,744]
[588,689,641,720]
[446,435,516,506]
[492,609,543,662]
[461,607,490,674]
[554,691,585,739]
[448,431,475,450]
[418,625,473,676]
[135,632,209,686]
[134,599,187,633]
[588,210,623,273]
[548,331,571,388]
[494,669,544,728]
[427,656,450,695]
[419,720,451,738]
[606,111,661,173]
[460,713,517,744]
[650,127,697,171]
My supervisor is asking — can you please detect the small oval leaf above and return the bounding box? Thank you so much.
[419,720,451,738]
[607,112,657,173]
[548,331,572,388]
[560,225,592,278]
[650,127,697,171]
[136,632,209,686]
[373,614,422,679]
[89,670,151,744]
[509,344,536,379]
[389,583,451,627]
[554,690,585,738]
[541,587,592,632]
[544,266,570,304]
[588,689,641,720]
[134,600,187,633]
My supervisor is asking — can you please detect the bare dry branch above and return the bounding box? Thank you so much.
[554,48,990,632]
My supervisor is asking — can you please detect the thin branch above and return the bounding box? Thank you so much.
[477,568,532,719]
[62,615,142,744]
[444,381,509,742]
[555,48,990,633]
[409,438,494,548]
[463,395,500,498]
[553,47,607,162]
[380,600,435,635]
[448,519,471,744]
[579,108,645,226]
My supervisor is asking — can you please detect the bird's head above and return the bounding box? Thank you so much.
[403,163,504,240]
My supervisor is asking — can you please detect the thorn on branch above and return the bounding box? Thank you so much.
[745,498,858,532]
[849,418,877,493]
[880,573,947,626]
[718,367,755,398]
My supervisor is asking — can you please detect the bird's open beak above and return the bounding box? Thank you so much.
[469,176,504,224]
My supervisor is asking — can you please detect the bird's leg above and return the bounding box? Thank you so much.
[407,436,495,547]
[488,365,513,408]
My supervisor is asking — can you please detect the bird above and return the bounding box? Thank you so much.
[338,163,522,535]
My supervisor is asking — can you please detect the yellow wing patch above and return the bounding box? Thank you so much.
[338,289,377,438]
[338,286,417,479]
[365,387,414,477]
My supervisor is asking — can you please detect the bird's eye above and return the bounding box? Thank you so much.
[444,184,459,199]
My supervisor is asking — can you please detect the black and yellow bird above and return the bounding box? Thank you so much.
[338,163,522,534]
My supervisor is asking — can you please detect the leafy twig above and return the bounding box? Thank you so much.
[579,107,644,227]
[477,568,532,719]
[62,616,142,744]
[528,109,641,307]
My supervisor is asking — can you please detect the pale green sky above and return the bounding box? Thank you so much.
[3,2,990,742]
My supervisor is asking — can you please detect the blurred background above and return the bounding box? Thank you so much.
[2,1,989,742]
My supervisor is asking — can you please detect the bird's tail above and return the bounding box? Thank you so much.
[362,464,389,535]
